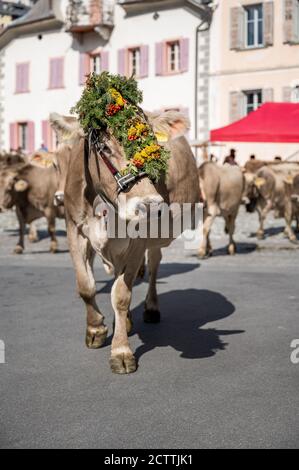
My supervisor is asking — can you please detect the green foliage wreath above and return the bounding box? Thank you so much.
[71,72,170,182]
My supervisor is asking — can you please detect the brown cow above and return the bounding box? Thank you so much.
[198,162,244,258]
[51,111,200,374]
[0,163,64,253]
[244,162,299,241]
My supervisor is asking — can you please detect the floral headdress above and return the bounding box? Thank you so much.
[71,72,170,182]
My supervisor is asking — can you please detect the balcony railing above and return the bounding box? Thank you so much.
[66,0,114,33]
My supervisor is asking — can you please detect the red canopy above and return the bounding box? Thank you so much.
[210,103,299,143]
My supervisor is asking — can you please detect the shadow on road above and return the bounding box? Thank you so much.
[132,288,242,361]
[5,228,67,240]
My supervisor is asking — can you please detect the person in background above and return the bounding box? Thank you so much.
[274,156,282,161]
[38,143,48,152]
[250,154,256,160]
[223,148,238,166]
[210,153,218,163]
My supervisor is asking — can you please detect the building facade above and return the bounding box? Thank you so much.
[209,0,299,163]
[0,0,212,153]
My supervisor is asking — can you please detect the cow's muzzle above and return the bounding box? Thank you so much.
[54,191,64,207]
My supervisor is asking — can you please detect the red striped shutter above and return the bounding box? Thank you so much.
[140,45,149,78]
[101,51,109,72]
[27,122,35,153]
[9,123,18,150]
[118,49,126,76]
[180,38,189,72]
[50,58,64,88]
[155,42,164,76]
[79,53,90,85]
[16,63,29,93]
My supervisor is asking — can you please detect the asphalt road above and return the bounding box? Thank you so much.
[0,210,299,449]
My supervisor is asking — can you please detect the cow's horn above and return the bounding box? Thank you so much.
[254,177,266,188]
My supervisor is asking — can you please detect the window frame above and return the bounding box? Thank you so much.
[244,89,263,115]
[89,52,102,75]
[165,40,181,74]
[244,3,264,49]
[127,47,141,78]
[17,122,28,151]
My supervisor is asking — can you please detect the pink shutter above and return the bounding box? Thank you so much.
[101,51,109,71]
[118,49,126,76]
[180,38,189,72]
[140,45,149,78]
[27,122,35,153]
[42,120,50,150]
[79,53,90,85]
[57,58,64,88]
[155,42,164,76]
[16,63,29,92]
[50,58,64,88]
[9,123,18,150]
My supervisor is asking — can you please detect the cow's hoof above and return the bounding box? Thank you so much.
[86,325,108,349]
[227,243,236,255]
[14,245,23,255]
[256,231,264,240]
[143,309,160,323]
[50,242,58,254]
[289,234,297,243]
[198,249,211,259]
[110,353,137,374]
[28,233,39,243]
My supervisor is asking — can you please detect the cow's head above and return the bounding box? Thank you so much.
[284,173,299,206]
[0,169,29,212]
[243,171,266,213]
[49,111,189,221]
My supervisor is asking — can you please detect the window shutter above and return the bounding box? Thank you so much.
[283,86,293,102]
[230,92,244,123]
[155,42,164,76]
[118,49,126,76]
[57,58,64,88]
[16,63,29,93]
[79,53,90,85]
[180,38,189,73]
[27,122,35,153]
[263,88,274,102]
[42,120,51,150]
[284,0,299,43]
[264,2,274,46]
[50,58,64,88]
[230,7,245,50]
[140,45,149,78]
[101,51,109,72]
[9,123,18,150]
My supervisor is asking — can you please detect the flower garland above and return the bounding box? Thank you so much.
[71,72,170,182]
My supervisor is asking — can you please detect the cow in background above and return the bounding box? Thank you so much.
[198,162,244,258]
[0,163,64,254]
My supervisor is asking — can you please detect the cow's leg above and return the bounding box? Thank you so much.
[45,211,58,253]
[14,206,25,254]
[110,244,146,374]
[67,222,108,348]
[225,212,237,255]
[256,200,272,239]
[284,202,296,242]
[144,247,162,323]
[28,222,39,243]
[198,208,216,258]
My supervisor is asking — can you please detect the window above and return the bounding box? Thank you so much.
[244,90,262,114]
[16,63,29,93]
[245,4,263,48]
[128,48,141,77]
[292,85,299,103]
[49,58,64,89]
[18,123,28,151]
[90,54,101,74]
[167,41,180,73]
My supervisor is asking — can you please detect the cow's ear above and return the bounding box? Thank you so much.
[49,113,82,144]
[149,111,190,142]
[254,176,266,188]
[284,174,294,185]
[14,179,29,192]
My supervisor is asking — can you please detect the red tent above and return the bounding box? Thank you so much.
[210,103,299,143]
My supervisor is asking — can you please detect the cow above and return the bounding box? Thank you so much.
[51,111,200,374]
[0,163,64,254]
[244,162,299,241]
[284,173,299,234]
[197,162,244,258]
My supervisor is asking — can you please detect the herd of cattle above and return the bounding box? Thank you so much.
[0,110,299,373]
